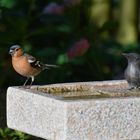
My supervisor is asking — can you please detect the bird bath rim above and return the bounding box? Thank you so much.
[13,80,140,100]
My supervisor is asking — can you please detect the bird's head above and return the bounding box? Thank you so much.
[9,45,24,57]
[122,53,140,63]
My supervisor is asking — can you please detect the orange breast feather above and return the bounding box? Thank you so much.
[12,56,41,77]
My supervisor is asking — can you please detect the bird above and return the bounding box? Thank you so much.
[9,45,58,86]
[122,53,140,89]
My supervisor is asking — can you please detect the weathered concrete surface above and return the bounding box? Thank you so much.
[7,80,140,140]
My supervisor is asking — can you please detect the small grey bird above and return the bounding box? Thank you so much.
[122,53,140,89]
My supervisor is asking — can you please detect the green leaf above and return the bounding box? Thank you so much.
[0,128,11,138]
[23,43,32,52]
[56,25,72,33]
[0,0,16,8]
[57,54,68,65]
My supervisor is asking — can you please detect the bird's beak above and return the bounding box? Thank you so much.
[9,49,13,55]
[122,53,126,56]
[122,53,130,60]
[122,53,128,57]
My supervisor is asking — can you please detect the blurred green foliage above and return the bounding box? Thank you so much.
[0,0,140,139]
[0,128,30,140]
[0,0,139,88]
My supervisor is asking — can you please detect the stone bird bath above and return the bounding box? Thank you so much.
[7,80,140,140]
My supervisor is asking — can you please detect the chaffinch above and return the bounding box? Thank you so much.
[9,45,58,86]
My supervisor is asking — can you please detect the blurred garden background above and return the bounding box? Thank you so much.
[0,0,140,139]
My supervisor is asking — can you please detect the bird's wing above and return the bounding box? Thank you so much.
[25,54,58,70]
[25,54,45,69]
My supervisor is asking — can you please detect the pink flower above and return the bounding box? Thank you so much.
[67,38,90,59]
[43,2,64,15]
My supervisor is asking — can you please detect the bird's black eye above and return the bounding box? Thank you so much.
[15,48,19,51]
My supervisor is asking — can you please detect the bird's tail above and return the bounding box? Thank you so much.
[43,64,59,70]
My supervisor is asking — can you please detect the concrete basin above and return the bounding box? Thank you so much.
[7,80,140,140]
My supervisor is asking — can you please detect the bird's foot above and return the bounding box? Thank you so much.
[18,85,31,89]
[127,86,140,90]
[127,87,135,90]
[22,85,31,89]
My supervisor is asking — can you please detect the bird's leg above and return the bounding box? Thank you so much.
[30,76,34,86]
[127,85,138,90]
[127,87,135,90]
[23,77,30,86]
